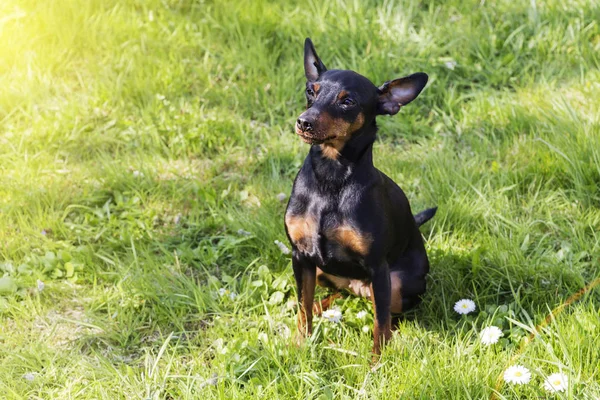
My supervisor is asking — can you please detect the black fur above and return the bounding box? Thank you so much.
[285,38,436,354]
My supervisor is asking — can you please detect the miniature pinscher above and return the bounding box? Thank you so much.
[284,38,437,355]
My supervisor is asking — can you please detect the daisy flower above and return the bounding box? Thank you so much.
[276,193,287,203]
[274,240,291,255]
[322,309,342,323]
[445,60,457,70]
[543,372,568,393]
[356,310,368,320]
[276,323,291,339]
[23,372,35,381]
[258,332,269,344]
[479,326,503,345]
[503,365,531,385]
[217,288,237,300]
[454,299,476,315]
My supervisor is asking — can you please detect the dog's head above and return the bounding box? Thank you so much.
[296,38,428,156]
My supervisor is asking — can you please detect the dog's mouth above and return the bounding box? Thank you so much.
[295,128,335,145]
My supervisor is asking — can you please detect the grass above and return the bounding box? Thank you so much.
[1,0,600,398]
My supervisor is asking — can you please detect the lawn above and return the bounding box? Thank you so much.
[1,0,599,398]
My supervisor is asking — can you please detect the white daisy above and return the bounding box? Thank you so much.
[274,240,291,255]
[276,323,291,339]
[454,299,476,315]
[276,193,287,203]
[213,338,227,354]
[218,288,228,297]
[503,365,531,385]
[543,372,568,393]
[445,60,457,70]
[258,332,269,344]
[322,309,342,323]
[356,310,368,320]
[479,326,503,345]
[361,325,370,333]
[228,292,237,300]
[23,372,35,381]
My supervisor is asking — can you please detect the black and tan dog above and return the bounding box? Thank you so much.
[284,38,436,354]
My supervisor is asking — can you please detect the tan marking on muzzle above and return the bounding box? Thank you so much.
[319,112,365,160]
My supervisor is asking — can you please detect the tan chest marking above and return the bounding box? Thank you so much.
[326,223,372,256]
[285,215,318,253]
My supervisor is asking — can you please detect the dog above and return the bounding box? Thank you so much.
[284,38,436,354]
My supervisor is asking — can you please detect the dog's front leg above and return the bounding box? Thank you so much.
[292,256,316,337]
[370,264,392,355]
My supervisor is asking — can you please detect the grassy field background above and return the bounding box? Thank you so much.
[1,0,600,398]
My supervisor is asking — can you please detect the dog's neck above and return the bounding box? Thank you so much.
[308,121,377,186]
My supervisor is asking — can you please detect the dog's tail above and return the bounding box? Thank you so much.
[414,207,437,227]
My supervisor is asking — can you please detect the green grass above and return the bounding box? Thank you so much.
[1,0,600,398]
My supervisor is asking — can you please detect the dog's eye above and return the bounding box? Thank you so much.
[306,88,315,97]
[341,98,356,107]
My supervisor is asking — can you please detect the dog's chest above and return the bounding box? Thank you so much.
[285,202,372,266]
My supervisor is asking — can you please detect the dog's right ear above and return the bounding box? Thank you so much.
[304,38,327,82]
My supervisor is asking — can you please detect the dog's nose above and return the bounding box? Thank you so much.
[296,117,313,132]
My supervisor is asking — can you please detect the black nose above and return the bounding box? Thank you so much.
[296,117,313,132]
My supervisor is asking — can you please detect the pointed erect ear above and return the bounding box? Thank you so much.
[304,38,327,82]
[377,72,428,115]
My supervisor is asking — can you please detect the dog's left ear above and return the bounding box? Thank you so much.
[377,72,428,115]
